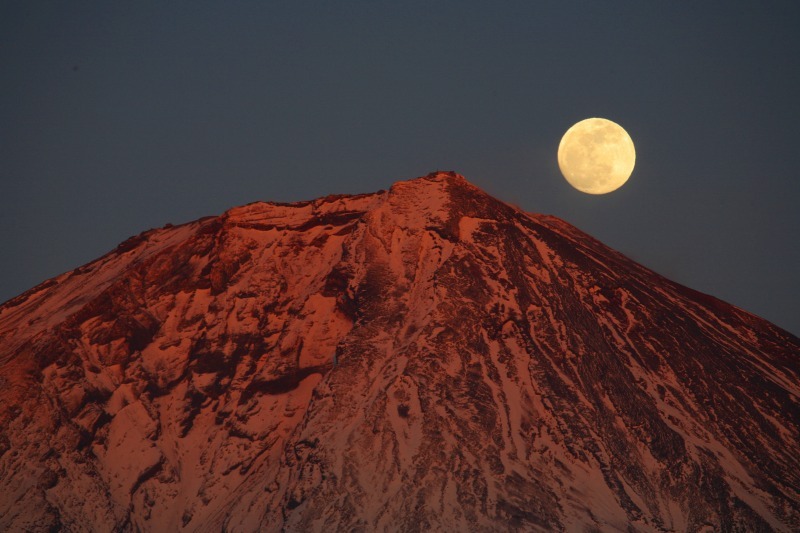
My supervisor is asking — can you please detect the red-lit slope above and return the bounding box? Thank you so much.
[1,172,798,532]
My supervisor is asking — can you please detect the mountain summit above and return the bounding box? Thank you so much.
[1,172,798,531]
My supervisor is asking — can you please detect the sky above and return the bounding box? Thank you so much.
[1,1,798,335]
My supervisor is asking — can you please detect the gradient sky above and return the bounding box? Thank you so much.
[2,1,798,335]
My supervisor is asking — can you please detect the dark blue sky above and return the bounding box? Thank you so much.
[2,1,799,334]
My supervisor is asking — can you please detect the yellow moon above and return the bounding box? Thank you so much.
[557,118,636,194]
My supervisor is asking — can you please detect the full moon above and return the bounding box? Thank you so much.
[557,118,636,194]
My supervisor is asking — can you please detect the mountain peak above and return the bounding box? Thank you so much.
[1,172,798,532]
[393,169,469,187]
[387,170,482,208]
[216,172,479,234]
[391,170,495,202]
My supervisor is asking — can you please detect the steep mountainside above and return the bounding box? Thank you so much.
[1,172,798,532]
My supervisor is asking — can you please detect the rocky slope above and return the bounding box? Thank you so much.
[0,172,798,532]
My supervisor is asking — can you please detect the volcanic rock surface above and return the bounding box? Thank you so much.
[1,172,798,532]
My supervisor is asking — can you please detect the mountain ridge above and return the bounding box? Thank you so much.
[1,171,798,532]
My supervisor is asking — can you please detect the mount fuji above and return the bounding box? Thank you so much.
[1,172,798,531]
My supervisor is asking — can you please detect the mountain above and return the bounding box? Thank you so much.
[1,172,798,532]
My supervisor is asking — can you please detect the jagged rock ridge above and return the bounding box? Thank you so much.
[1,172,798,532]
